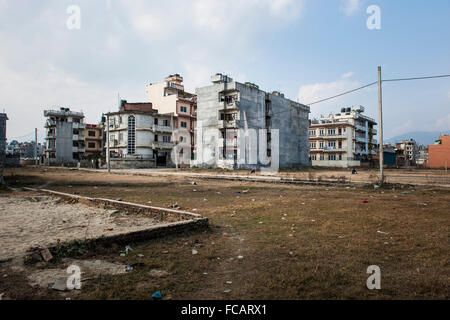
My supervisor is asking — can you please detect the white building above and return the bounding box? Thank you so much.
[309,106,378,167]
[106,101,176,167]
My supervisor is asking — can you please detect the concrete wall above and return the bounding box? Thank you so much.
[195,80,310,170]
[0,114,6,169]
[54,122,74,164]
[312,159,360,168]
[110,158,156,169]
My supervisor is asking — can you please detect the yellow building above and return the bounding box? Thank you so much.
[83,124,103,161]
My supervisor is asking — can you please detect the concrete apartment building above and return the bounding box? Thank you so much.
[427,135,450,168]
[84,124,103,162]
[395,139,417,166]
[309,106,378,167]
[195,73,310,170]
[146,74,197,164]
[105,100,176,168]
[44,108,85,165]
[0,113,7,183]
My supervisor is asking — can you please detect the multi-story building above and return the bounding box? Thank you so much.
[146,74,197,164]
[44,108,86,165]
[309,106,378,167]
[395,139,417,166]
[0,113,8,183]
[105,100,176,167]
[426,135,450,168]
[19,142,44,159]
[195,73,310,170]
[416,145,429,166]
[83,124,103,161]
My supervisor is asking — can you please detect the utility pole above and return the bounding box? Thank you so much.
[35,128,38,168]
[106,113,111,173]
[378,66,384,184]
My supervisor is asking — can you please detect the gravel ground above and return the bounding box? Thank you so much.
[0,193,161,260]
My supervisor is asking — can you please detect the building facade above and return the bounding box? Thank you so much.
[309,106,378,167]
[83,124,103,161]
[195,74,310,170]
[44,108,85,165]
[427,135,450,168]
[146,74,197,164]
[105,100,175,167]
[395,139,417,166]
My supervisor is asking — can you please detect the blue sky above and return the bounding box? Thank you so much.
[1,0,449,142]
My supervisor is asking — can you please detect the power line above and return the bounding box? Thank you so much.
[244,72,450,121]
[8,131,36,140]
[307,82,377,106]
[383,74,450,82]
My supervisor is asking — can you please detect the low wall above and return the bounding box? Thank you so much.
[110,158,156,169]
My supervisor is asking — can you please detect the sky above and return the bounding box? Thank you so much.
[1,0,449,143]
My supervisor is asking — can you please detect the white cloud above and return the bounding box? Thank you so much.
[298,78,359,105]
[433,113,450,132]
[340,0,361,16]
[341,71,354,79]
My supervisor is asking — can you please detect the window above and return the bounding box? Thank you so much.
[180,106,187,113]
[180,121,187,128]
[163,136,171,142]
[119,133,123,143]
[320,154,324,160]
[328,141,336,148]
[88,142,96,148]
[319,129,324,136]
[311,154,317,161]
[128,115,136,154]
[309,130,316,137]
[88,131,95,137]
[309,142,316,149]
[319,142,324,149]
[329,154,336,161]
[339,154,342,161]
[327,129,335,136]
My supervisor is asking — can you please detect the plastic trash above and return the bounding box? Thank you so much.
[152,291,162,299]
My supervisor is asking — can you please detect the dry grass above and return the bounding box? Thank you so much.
[0,167,449,300]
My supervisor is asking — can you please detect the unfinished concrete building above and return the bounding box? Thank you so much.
[195,74,310,170]
[44,108,85,166]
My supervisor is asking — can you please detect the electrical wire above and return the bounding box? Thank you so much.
[243,73,450,121]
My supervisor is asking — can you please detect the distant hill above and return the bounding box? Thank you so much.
[386,131,450,146]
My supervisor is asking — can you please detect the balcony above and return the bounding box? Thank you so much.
[73,135,86,141]
[152,141,173,150]
[72,122,85,129]
[311,134,346,140]
[218,138,237,148]
[219,101,239,112]
[153,125,172,133]
[218,120,239,129]
[355,124,366,132]
[356,136,368,143]
[46,132,56,139]
[45,119,56,127]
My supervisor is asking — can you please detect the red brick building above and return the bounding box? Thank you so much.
[427,135,450,168]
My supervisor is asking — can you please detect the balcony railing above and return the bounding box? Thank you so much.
[45,119,56,127]
[218,120,239,129]
[152,141,173,150]
[153,125,172,133]
[72,122,85,129]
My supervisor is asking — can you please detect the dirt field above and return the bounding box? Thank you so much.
[0,167,449,300]
[0,193,168,261]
